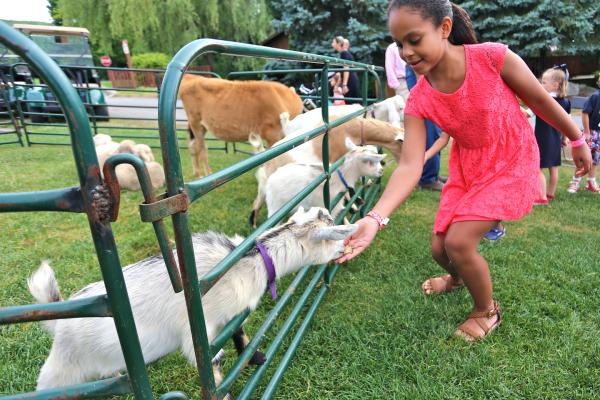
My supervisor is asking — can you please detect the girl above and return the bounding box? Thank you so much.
[566,73,600,194]
[337,0,591,341]
[329,72,347,106]
[534,66,571,204]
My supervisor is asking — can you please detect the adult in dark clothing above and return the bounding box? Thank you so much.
[331,36,360,104]
[406,64,444,191]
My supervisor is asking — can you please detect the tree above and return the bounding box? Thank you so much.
[269,0,390,65]
[47,0,63,25]
[56,0,272,72]
[458,0,600,57]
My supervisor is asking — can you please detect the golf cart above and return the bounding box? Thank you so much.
[0,24,109,122]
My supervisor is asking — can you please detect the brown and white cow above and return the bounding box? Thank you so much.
[179,74,303,176]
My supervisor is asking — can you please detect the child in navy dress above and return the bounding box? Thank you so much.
[534,67,570,203]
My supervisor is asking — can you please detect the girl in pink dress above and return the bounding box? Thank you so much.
[337,0,592,341]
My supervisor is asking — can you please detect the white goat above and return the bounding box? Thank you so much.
[277,96,405,139]
[28,207,356,390]
[266,138,386,219]
[370,95,405,128]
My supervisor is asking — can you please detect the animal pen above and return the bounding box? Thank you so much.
[0,21,385,400]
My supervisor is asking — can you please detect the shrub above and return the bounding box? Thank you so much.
[131,53,171,69]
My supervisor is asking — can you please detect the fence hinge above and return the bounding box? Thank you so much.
[139,191,189,223]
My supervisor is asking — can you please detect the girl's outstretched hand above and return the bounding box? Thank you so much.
[572,143,593,177]
[335,217,380,263]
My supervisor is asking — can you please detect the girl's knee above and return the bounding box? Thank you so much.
[444,234,476,258]
[431,238,446,261]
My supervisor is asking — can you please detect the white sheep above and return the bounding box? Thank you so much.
[266,138,386,220]
[114,142,164,191]
[93,134,120,170]
[92,133,113,147]
[27,207,357,390]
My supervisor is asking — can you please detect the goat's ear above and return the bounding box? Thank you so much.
[311,224,358,241]
[289,206,307,224]
[317,209,325,220]
[345,137,357,151]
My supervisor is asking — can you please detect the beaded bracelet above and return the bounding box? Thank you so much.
[570,136,586,148]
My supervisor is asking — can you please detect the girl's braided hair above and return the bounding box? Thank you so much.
[387,0,478,45]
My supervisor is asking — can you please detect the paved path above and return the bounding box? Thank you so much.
[105,95,188,121]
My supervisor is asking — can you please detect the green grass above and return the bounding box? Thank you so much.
[0,143,599,399]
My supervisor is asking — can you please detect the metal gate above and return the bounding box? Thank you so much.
[0,22,384,400]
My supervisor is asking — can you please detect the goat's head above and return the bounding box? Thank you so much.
[344,138,387,178]
[285,207,357,265]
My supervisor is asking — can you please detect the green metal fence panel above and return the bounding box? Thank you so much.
[0,21,153,400]
[0,28,385,399]
[158,38,384,399]
[0,70,24,146]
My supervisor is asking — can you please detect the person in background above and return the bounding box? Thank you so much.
[331,36,361,104]
[534,66,571,203]
[343,38,350,52]
[329,72,346,106]
[567,73,600,194]
[406,64,445,191]
[385,41,409,101]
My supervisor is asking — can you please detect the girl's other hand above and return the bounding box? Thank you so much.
[572,143,593,177]
[561,135,568,147]
[335,217,380,263]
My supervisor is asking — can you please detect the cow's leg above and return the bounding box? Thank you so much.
[188,124,211,177]
[248,165,267,228]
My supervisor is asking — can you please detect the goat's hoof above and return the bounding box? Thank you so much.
[223,393,235,400]
[249,350,266,365]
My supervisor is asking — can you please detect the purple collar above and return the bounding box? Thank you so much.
[336,169,351,190]
[256,242,277,300]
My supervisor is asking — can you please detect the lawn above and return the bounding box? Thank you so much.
[0,140,598,399]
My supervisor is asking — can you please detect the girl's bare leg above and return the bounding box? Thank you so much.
[547,167,559,197]
[538,169,548,200]
[445,220,502,339]
[444,220,498,311]
[422,233,463,294]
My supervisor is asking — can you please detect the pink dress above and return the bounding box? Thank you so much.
[404,42,539,234]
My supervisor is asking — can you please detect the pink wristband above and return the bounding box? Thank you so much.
[570,136,586,148]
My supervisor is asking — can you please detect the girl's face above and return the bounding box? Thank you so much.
[388,6,451,75]
[541,73,559,93]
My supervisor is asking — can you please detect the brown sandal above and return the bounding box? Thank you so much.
[422,274,464,295]
[455,301,502,342]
